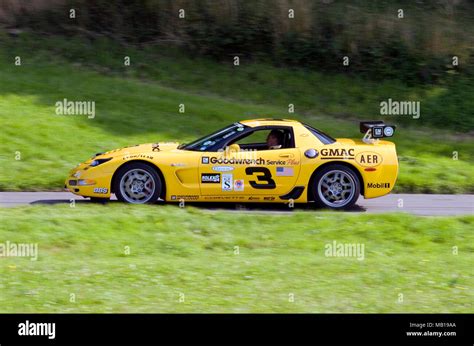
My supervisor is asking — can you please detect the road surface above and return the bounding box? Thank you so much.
[0,192,472,216]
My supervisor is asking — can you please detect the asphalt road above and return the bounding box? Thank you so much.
[0,192,472,216]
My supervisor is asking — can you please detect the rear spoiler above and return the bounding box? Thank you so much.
[360,121,396,143]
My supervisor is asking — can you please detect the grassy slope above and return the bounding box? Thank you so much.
[0,34,473,192]
[0,204,472,313]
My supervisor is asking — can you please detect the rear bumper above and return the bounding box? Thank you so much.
[361,147,398,199]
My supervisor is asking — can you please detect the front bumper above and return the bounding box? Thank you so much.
[64,166,113,198]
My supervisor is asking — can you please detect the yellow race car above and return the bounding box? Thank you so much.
[65,119,398,209]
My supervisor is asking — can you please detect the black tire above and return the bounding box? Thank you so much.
[89,197,108,204]
[311,164,360,210]
[113,162,162,204]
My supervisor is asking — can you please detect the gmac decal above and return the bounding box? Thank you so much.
[320,148,355,159]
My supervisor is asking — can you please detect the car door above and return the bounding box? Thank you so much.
[199,132,301,198]
[241,147,301,196]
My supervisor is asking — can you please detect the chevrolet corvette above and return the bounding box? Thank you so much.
[65,119,398,209]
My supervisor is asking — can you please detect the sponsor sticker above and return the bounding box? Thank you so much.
[201,173,220,183]
[201,156,209,164]
[383,127,394,137]
[373,127,383,137]
[355,152,383,167]
[234,179,244,191]
[203,196,245,200]
[320,148,355,159]
[174,195,199,200]
[367,183,390,188]
[123,154,154,160]
[212,166,234,172]
[276,167,294,177]
[286,158,300,165]
[266,159,288,165]
[93,187,108,194]
[210,157,264,165]
[222,174,233,191]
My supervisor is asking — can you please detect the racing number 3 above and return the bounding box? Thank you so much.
[245,167,276,189]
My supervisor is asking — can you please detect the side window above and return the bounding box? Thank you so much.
[231,128,294,151]
[235,130,268,145]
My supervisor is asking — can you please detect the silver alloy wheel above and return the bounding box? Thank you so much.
[317,169,356,208]
[119,168,156,204]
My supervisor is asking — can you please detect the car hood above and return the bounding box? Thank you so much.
[93,142,180,160]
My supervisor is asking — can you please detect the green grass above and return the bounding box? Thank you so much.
[0,33,473,192]
[0,204,472,313]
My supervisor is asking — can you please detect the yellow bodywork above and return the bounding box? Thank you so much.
[65,119,398,202]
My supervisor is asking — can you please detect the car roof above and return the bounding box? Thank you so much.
[239,118,301,128]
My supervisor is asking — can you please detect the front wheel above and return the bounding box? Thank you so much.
[114,162,162,204]
[312,164,360,210]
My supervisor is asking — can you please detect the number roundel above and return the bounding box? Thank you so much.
[245,167,276,189]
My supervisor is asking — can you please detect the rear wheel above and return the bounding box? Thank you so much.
[114,162,162,204]
[312,164,360,210]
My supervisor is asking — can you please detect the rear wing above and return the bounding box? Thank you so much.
[360,121,396,144]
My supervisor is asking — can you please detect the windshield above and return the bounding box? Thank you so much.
[179,123,247,151]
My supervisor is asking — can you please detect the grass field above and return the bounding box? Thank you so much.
[0,34,472,193]
[0,204,472,313]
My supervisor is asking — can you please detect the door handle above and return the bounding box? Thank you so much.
[279,153,294,158]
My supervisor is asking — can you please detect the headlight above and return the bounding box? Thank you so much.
[90,158,112,167]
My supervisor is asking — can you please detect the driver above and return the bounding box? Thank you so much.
[266,130,284,150]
